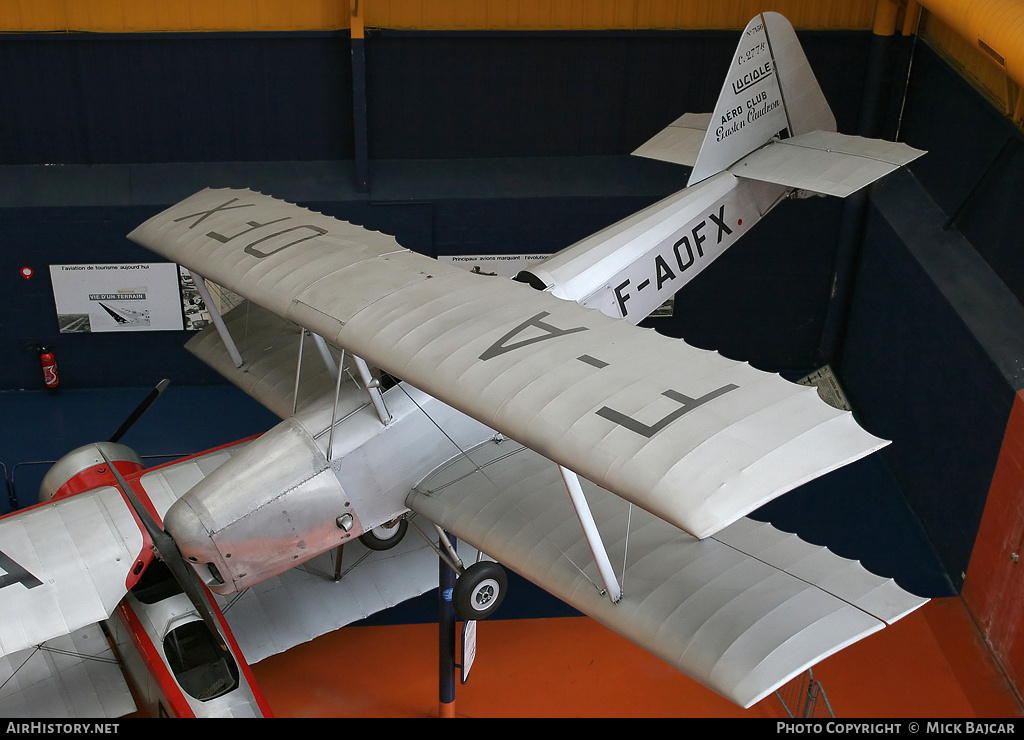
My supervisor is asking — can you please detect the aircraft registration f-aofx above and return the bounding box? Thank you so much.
[0,13,927,716]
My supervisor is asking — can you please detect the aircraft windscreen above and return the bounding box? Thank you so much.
[130,559,183,604]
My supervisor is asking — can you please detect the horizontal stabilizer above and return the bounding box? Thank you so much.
[729,131,925,197]
[0,489,145,658]
[408,442,927,708]
[631,113,711,168]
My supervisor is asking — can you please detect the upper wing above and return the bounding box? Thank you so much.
[407,441,927,709]
[129,188,887,540]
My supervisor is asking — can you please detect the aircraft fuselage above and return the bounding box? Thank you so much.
[523,171,789,323]
[163,379,493,594]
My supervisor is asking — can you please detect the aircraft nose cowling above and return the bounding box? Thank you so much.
[163,496,223,587]
[163,416,359,594]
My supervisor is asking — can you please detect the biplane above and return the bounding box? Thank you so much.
[0,13,927,715]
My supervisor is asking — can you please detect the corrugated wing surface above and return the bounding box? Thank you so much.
[129,188,887,540]
[407,442,927,708]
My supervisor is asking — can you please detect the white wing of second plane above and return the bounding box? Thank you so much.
[0,624,136,719]
[0,488,145,658]
[407,441,926,709]
[129,188,887,541]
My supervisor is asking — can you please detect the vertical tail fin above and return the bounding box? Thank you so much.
[688,11,836,185]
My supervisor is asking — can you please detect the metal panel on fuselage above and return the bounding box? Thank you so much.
[163,377,493,595]
[531,173,785,322]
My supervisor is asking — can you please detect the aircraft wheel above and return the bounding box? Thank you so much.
[359,518,408,551]
[453,561,507,620]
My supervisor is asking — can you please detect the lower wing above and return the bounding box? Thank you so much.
[407,440,927,709]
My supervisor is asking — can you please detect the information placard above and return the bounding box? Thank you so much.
[50,263,184,333]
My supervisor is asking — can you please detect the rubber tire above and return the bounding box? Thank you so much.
[453,561,507,620]
[358,518,408,551]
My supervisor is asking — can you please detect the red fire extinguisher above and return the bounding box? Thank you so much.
[26,343,60,389]
[39,346,59,389]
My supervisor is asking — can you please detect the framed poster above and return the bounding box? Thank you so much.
[49,263,185,333]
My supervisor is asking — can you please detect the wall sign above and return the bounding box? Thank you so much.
[49,263,185,333]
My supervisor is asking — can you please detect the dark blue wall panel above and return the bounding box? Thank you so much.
[661,195,845,373]
[838,171,1024,591]
[900,42,1024,308]
[0,205,221,390]
[365,30,869,159]
[0,30,869,165]
[0,33,353,164]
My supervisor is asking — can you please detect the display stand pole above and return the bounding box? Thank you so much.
[439,533,457,718]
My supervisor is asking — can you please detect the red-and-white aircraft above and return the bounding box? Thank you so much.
[0,13,927,716]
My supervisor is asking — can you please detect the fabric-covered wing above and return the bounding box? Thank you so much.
[0,489,145,657]
[184,299,338,419]
[407,441,927,709]
[0,625,136,718]
[213,536,479,664]
[129,188,887,539]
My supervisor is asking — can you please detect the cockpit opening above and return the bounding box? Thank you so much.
[163,620,240,702]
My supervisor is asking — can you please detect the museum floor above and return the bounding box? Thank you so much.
[251,596,1022,719]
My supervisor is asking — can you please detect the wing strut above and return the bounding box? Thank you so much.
[559,465,622,603]
[326,348,347,461]
[292,329,306,415]
[353,355,391,426]
[311,331,390,426]
[311,333,340,377]
[189,270,243,368]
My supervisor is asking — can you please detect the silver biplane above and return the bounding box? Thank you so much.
[0,13,927,715]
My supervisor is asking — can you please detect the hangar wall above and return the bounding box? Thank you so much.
[840,23,1024,695]
[0,25,872,390]
[2,0,1024,700]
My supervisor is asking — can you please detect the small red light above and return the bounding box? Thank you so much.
[21,267,33,280]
